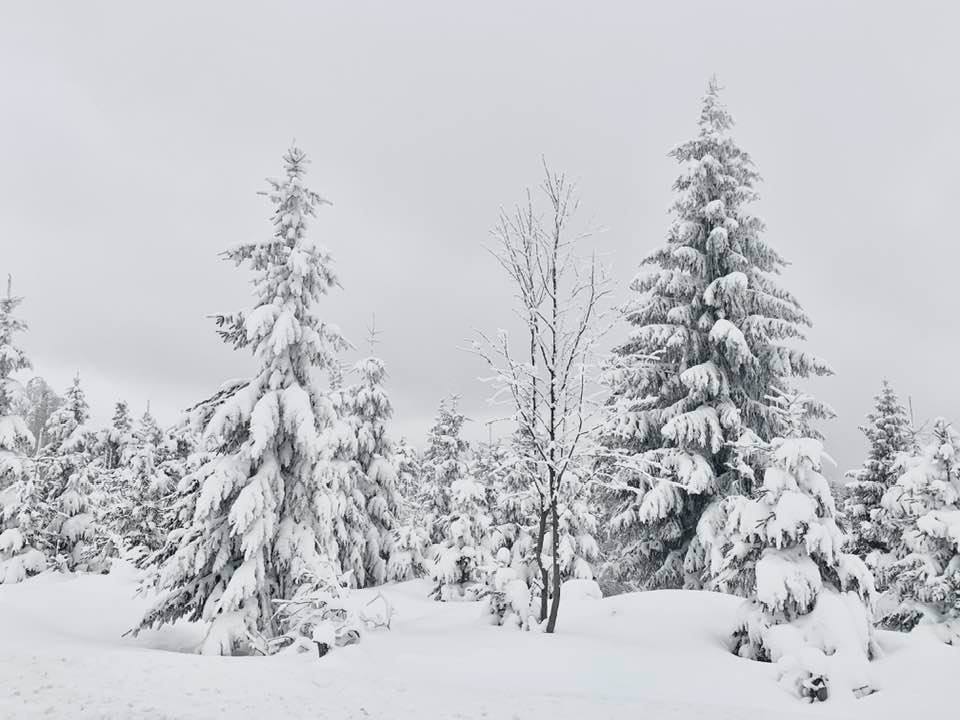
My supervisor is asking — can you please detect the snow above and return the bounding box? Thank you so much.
[2,564,958,719]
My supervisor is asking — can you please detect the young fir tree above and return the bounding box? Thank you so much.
[103,401,133,470]
[545,466,600,583]
[40,375,98,571]
[113,407,171,563]
[0,280,45,583]
[137,146,349,655]
[385,437,429,582]
[90,400,137,564]
[420,396,471,545]
[394,436,422,502]
[843,380,913,559]
[876,419,960,641]
[430,466,497,601]
[712,394,877,701]
[601,78,832,591]
[342,354,400,586]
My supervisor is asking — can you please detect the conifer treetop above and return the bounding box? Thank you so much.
[0,277,32,418]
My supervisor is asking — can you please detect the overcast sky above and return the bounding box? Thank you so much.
[2,1,958,478]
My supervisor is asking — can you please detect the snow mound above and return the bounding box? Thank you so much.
[0,566,955,719]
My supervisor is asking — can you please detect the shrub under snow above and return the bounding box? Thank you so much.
[714,437,877,702]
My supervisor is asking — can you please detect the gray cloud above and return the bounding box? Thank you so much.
[3,1,958,478]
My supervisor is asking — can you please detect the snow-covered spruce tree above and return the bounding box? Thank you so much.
[385,437,429,582]
[419,396,471,546]
[843,380,913,560]
[88,400,137,564]
[394,436,422,501]
[0,279,44,583]
[136,146,349,655]
[103,401,133,470]
[875,419,960,641]
[476,164,610,632]
[430,465,497,601]
[545,466,600,583]
[111,408,172,563]
[39,375,98,571]
[601,78,832,591]
[712,394,877,701]
[342,354,400,586]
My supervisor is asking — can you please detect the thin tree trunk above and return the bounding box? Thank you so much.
[534,495,549,621]
[546,494,561,632]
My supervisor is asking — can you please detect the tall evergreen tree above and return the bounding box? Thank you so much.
[843,380,913,558]
[0,279,43,583]
[601,78,832,590]
[137,146,349,654]
[40,375,97,571]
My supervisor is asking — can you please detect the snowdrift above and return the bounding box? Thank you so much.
[1,564,956,719]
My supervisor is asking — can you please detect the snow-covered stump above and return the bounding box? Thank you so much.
[718,437,878,702]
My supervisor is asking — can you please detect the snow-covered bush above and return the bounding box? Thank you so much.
[876,419,960,642]
[270,564,362,657]
[714,436,877,701]
[482,547,535,629]
[385,522,429,582]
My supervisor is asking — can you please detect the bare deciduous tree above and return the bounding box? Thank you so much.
[476,162,611,633]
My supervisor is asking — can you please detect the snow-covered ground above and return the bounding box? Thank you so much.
[1,565,956,719]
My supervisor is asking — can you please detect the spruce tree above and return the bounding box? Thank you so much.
[602,78,832,590]
[876,419,960,641]
[40,375,98,571]
[430,467,496,601]
[843,380,913,558]
[0,279,43,583]
[91,400,136,564]
[420,396,471,545]
[394,436,422,502]
[103,401,133,470]
[386,437,429,582]
[342,354,400,586]
[137,146,349,654]
[113,407,171,562]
